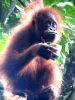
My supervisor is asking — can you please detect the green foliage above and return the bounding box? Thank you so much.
[2,0,10,5]
[56,2,75,64]
[43,0,61,5]
[0,33,9,53]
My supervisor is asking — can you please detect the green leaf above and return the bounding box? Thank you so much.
[43,0,61,5]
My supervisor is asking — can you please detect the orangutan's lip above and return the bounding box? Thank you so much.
[44,29,58,35]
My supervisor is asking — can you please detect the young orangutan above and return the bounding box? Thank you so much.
[0,0,63,100]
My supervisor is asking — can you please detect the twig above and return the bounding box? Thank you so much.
[18,0,26,7]
[60,24,75,33]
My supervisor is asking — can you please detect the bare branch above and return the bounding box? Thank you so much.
[60,24,75,33]
[18,0,26,7]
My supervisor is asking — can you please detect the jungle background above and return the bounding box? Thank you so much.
[0,0,75,100]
